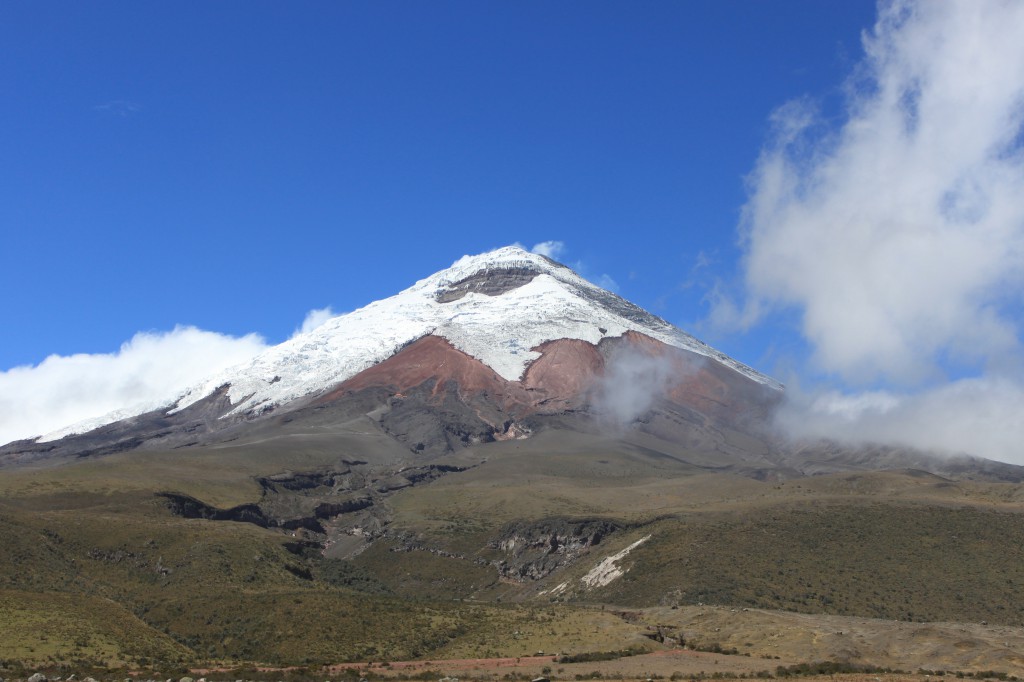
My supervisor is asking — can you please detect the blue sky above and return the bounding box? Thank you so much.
[1,1,872,366]
[4,2,1024,463]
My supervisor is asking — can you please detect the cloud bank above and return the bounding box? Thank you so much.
[0,326,268,446]
[777,377,1024,461]
[721,0,1024,463]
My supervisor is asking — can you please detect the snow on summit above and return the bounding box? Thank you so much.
[39,246,779,442]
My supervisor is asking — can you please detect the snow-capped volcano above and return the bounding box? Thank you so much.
[37,246,779,444]
[175,246,776,414]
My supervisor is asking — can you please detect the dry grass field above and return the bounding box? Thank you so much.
[2,425,1024,676]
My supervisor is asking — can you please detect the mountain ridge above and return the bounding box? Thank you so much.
[32,245,779,445]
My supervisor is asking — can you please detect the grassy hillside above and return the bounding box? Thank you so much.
[588,502,1024,624]
[3,432,1024,670]
[0,589,190,668]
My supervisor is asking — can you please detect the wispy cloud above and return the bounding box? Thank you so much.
[93,100,141,117]
[530,240,566,259]
[595,273,619,293]
[718,0,1024,463]
[0,326,266,446]
[566,258,620,293]
[292,306,336,338]
[592,344,681,427]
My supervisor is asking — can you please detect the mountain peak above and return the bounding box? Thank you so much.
[428,246,575,303]
[444,244,556,271]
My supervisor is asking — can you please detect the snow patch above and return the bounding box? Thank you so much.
[580,534,651,588]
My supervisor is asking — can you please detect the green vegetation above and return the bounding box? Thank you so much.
[0,589,190,668]
[590,502,1024,624]
[4,435,1024,671]
[0,486,641,666]
[774,662,906,677]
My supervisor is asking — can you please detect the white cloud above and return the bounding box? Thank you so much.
[293,306,336,337]
[0,326,266,446]
[719,0,1024,464]
[727,0,1024,384]
[531,240,566,259]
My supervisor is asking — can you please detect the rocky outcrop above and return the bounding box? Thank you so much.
[258,466,366,493]
[435,265,541,302]
[314,497,373,519]
[158,493,272,527]
[492,518,622,581]
[375,383,508,458]
[161,463,474,555]
[522,339,603,411]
